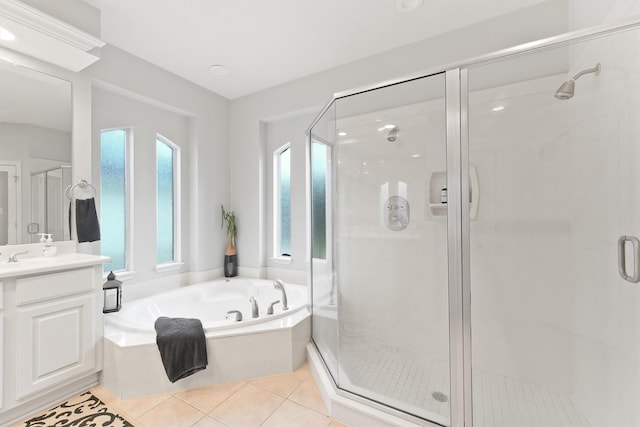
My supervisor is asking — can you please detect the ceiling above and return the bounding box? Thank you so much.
[83,0,551,100]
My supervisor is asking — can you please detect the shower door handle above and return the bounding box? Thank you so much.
[618,236,640,283]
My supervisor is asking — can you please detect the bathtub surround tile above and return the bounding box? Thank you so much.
[172,380,246,412]
[290,377,330,416]
[209,383,284,426]
[261,400,331,427]
[137,396,204,427]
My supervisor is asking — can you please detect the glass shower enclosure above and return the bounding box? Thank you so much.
[31,166,72,242]
[308,17,640,427]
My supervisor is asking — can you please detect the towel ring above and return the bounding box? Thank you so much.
[66,180,97,200]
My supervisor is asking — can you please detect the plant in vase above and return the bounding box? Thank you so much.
[221,204,238,277]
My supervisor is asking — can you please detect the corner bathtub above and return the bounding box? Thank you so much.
[102,278,311,399]
[105,278,306,333]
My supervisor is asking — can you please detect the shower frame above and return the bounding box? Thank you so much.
[306,15,640,427]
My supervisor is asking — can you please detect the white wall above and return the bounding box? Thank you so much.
[91,88,190,283]
[84,45,230,279]
[230,1,570,275]
[264,113,316,284]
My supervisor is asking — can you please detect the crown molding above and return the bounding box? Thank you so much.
[0,0,105,71]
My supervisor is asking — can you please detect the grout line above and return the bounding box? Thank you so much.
[258,395,288,426]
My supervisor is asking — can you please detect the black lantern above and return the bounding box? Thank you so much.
[103,271,122,313]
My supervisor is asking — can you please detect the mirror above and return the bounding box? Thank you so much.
[0,60,72,244]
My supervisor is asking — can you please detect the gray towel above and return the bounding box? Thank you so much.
[154,317,208,383]
[75,198,101,243]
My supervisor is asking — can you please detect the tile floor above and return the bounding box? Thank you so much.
[91,363,350,427]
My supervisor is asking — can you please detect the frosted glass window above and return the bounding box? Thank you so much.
[275,144,291,256]
[156,137,176,264]
[311,141,328,259]
[100,129,128,272]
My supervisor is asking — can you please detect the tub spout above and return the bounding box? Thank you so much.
[249,296,259,318]
[273,279,289,311]
[226,310,242,321]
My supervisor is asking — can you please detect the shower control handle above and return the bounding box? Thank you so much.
[618,235,640,283]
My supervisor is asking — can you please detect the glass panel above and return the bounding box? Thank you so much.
[311,141,328,259]
[334,73,449,424]
[101,129,127,272]
[0,171,7,245]
[45,168,71,242]
[157,139,175,264]
[31,172,45,242]
[278,146,291,255]
[468,29,640,427]
[310,102,339,382]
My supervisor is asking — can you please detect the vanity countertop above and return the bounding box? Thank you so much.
[0,253,110,279]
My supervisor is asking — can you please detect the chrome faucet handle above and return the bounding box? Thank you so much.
[226,310,242,321]
[249,296,259,318]
[8,250,29,263]
[267,300,281,315]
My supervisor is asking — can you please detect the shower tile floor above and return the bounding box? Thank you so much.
[340,339,592,427]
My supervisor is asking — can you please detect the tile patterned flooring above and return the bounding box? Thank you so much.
[90,363,349,427]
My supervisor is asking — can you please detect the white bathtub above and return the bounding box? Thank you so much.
[105,277,306,333]
[102,277,310,398]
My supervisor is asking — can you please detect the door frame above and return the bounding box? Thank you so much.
[0,160,22,244]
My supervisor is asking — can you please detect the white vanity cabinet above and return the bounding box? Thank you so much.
[0,281,4,412]
[0,252,108,426]
[15,268,98,399]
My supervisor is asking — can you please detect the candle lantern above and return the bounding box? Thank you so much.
[103,271,122,313]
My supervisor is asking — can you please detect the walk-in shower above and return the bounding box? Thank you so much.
[307,17,640,427]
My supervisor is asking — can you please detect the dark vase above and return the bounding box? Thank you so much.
[224,254,238,277]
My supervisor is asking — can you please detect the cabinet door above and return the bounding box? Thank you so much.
[0,314,3,411]
[16,294,95,399]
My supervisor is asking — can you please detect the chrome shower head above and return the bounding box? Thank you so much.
[554,63,601,100]
[554,79,576,100]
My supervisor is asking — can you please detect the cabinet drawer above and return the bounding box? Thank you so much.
[16,268,95,306]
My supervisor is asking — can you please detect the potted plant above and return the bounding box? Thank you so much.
[221,204,238,277]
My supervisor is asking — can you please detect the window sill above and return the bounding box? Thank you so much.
[271,256,292,265]
[102,270,138,281]
[155,262,184,274]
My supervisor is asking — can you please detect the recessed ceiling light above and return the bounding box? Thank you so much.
[338,131,347,136]
[492,105,505,112]
[411,154,421,158]
[209,64,229,75]
[396,0,424,12]
[0,27,16,41]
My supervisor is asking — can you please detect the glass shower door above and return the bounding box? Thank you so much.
[312,72,451,424]
[467,27,640,427]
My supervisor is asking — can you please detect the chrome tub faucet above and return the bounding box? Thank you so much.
[226,310,242,321]
[249,296,259,318]
[273,279,289,311]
